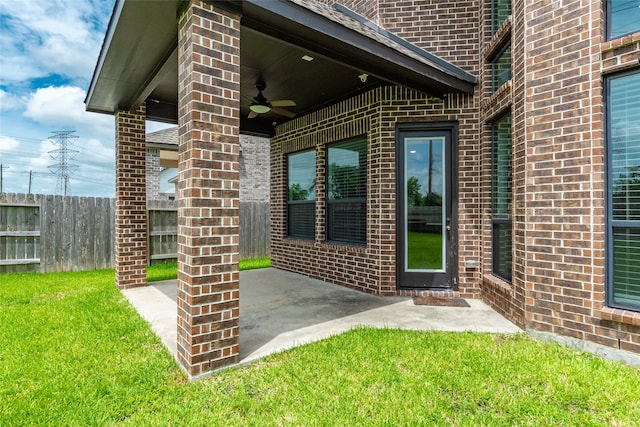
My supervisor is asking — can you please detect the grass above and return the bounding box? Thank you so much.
[147,257,271,282]
[407,231,443,269]
[2,267,640,426]
[239,256,271,271]
[147,261,179,282]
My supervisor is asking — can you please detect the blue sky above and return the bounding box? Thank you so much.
[2,1,639,197]
[0,0,168,197]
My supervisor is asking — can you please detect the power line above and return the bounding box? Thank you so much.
[48,131,79,196]
[0,134,47,143]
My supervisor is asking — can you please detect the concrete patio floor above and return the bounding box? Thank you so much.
[122,268,521,367]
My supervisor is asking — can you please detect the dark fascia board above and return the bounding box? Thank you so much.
[88,0,475,118]
[239,116,277,138]
[146,101,178,124]
[85,0,123,108]
[235,0,475,95]
[85,0,181,114]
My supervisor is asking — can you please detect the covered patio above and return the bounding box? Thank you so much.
[85,0,477,378]
[123,268,521,368]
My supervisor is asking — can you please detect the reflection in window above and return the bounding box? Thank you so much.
[492,44,511,92]
[327,138,367,244]
[405,137,445,271]
[608,70,640,310]
[287,150,316,239]
[492,0,512,33]
[492,114,512,282]
[608,0,640,39]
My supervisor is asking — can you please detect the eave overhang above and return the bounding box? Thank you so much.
[233,0,476,95]
[85,0,181,118]
[85,0,477,124]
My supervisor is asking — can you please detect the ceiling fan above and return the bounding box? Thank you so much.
[248,80,296,119]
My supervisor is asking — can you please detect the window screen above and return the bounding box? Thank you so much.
[492,114,512,282]
[492,45,511,92]
[287,150,316,239]
[492,0,512,33]
[327,138,367,244]
[608,0,640,39]
[608,70,640,310]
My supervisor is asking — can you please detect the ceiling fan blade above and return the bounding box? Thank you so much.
[271,107,296,118]
[271,99,296,107]
[248,111,258,119]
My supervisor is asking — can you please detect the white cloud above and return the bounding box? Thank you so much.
[28,138,58,172]
[0,135,20,152]
[0,89,23,111]
[24,85,113,135]
[24,86,86,125]
[0,0,113,86]
[19,86,116,196]
[0,0,116,197]
[77,137,115,168]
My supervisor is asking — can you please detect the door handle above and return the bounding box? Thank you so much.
[446,218,451,232]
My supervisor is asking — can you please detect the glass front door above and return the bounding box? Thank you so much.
[397,126,456,289]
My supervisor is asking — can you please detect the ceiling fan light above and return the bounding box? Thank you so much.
[250,104,271,114]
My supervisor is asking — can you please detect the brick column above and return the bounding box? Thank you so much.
[176,0,241,377]
[114,105,148,289]
[521,0,604,340]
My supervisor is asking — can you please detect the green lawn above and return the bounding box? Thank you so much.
[1,266,639,426]
[407,231,443,269]
[148,257,271,282]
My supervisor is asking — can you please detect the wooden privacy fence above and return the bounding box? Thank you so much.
[238,201,271,259]
[0,193,115,273]
[1,193,270,273]
[147,200,271,262]
[148,201,178,264]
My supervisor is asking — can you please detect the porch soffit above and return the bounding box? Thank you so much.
[85,0,477,137]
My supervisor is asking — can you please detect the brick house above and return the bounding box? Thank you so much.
[145,127,179,201]
[145,127,270,201]
[85,0,640,377]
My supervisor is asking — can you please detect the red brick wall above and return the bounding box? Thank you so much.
[308,0,640,354]
[176,0,241,377]
[114,105,147,290]
[477,0,640,352]
[377,0,479,74]
[319,0,479,73]
[520,0,636,352]
[478,0,525,326]
[598,33,640,352]
[508,0,528,330]
[271,1,481,298]
[271,86,479,297]
[520,0,601,344]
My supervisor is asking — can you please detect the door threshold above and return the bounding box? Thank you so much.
[412,296,469,307]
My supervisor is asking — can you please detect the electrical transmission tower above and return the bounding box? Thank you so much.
[48,131,79,196]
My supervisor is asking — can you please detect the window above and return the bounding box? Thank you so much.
[492,114,512,282]
[607,0,640,39]
[492,44,511,92]
[607,70,640,310]
[287,150,316,239]
[326,138,367,244]
[492,0,512,33]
